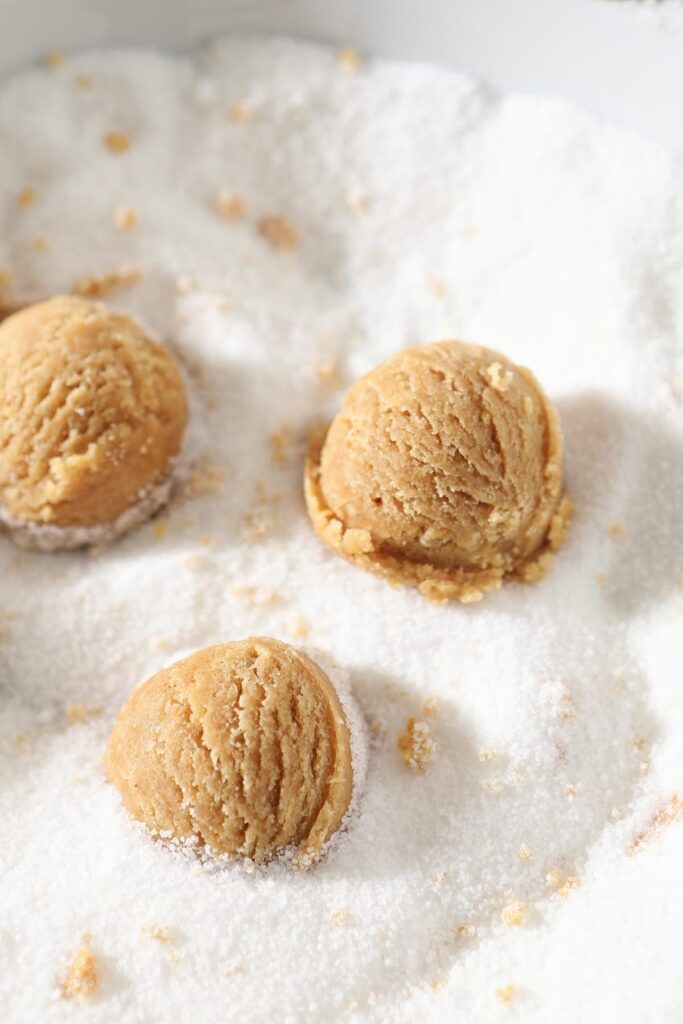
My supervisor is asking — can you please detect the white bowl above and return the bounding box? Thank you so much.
[2,0,683,153]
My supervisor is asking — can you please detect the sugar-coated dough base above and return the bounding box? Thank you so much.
[0,468,176,551]
[0,295,187,545]
[106,638,356,865]
[305,340,571,603]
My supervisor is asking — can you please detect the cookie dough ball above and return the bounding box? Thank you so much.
[305,340,571,603]
[0,295,187,549]
[106,639,362,866]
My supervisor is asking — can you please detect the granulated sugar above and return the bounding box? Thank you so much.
[0,35,682,1024]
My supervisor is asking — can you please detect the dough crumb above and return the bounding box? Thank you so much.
[289,616,310,640]
[628,795,683,856]
[422,696,440,720]
[366,714,384,741]
[608,521,627,540]
[228,102,255,123]
[75,73,93,89]
[397,717,436,771]
[495,984,518,1004]
[113,206,138,231]
[482,776,505,794]
[104,131,131,153]
[180,553,206,572]
[258,215,298,251]
[329,907,352,926]
[500,899,526,927]
[142,924,173,944]
[546,869,581,898]
[66,704,101,726]
[345,188,371,216]
[184,463,226,498]
[269,429,292,465]
[73,267,141,298]
[17,187,37,208]
[13,733,29,756]
[225,960,244,977]
[338,47,361,73]
[229,585,280,608]
[43,51,65,69]
[316,359,341,387]
[60,942,99,1001]
[153,521,168,541]
[241,482,281,541]
[217,191,247,221]
[242,510,274,542]
[518,844,535,862]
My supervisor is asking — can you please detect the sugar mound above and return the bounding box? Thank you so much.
[0,35,681,1024]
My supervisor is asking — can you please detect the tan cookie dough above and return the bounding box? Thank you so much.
[106,638,360,866]
[0,295,187,549]
[305,340,571,603]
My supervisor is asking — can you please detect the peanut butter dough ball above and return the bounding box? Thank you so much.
[305,340,571,603]
[0,295,187,549]
[106,639,361,866]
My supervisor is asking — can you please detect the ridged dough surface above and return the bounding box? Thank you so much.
[305,340,570,602]
[0,295,186,530]
[106,638,355,864]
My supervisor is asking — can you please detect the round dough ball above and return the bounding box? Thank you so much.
[305,340,571,603]
[106,638,359,865]
[0,295,187,549]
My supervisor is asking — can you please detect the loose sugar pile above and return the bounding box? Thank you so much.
[0,36,682,1024]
